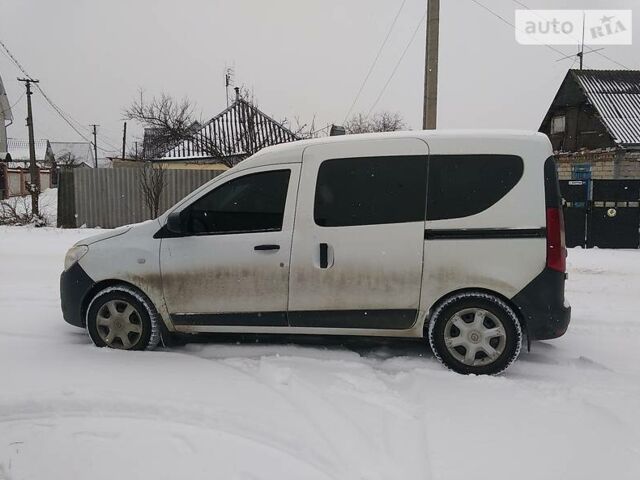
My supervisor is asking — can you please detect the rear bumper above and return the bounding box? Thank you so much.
[60,262,96,328]
[511,268,571,341]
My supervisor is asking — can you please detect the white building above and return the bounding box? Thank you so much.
[0,73,12,154]
[50,141,95,167]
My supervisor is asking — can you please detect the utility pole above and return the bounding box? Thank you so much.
[90,124,99,168]
[17,77,40,216]
[122,121,127,160]
[422,0,440,130]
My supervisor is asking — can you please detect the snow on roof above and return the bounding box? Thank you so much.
[50,141,95,167]
[161,98,299,161]
[6,138,54,161]
[572,69,640,146]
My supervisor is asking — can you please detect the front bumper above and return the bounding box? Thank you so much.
[60,262,96,328]
[511,267,571,341]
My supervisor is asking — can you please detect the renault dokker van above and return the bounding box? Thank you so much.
[61,130,570,374]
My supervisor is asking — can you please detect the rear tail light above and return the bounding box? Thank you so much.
[546,207,566,272]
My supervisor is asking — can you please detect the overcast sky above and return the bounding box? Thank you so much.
[1,0,638,156]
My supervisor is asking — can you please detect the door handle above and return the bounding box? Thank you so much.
[319,243,328,268]
[254,244,280,251]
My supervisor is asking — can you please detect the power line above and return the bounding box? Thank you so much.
[467,0,569,59]
[509,0,631,70]
[0,91,25,116]
[0,39,32,79]
[343,0,408,123]
[0,38,92,142]
[367,11,427,117]
[0,37,119,151]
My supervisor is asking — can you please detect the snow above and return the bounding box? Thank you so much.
[0,188,58,226]
[0,226,639,479]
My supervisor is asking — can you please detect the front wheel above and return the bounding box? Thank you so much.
[86,286,160,351]
[428,292,522,375]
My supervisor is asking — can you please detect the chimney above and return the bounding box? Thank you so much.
[234,87,240,101]
[329,124,346,136]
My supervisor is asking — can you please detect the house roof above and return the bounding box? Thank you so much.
[50,141,95,167]
[0,74,12,122]
[572,69,640,146]
[161,98,299,161]
[6,138,54,161]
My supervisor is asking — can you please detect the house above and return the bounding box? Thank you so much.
[539,69,640,180]
[50,141,95,168]
[155,88,299,166]
[142,127,167,160]
[0,73,12,153]
[5,138,55,167]
[1,139,55,198]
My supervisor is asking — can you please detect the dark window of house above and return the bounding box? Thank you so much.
[185,170,290,234]
[314,155,427,227]
[426,155,524,220]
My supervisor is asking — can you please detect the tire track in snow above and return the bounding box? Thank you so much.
[167,345,435,478]
[0,396,340,480]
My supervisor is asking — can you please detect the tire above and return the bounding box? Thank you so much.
[86,285,160,351]
[428,292,522,375]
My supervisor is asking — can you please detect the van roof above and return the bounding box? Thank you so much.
[239,129,551,170]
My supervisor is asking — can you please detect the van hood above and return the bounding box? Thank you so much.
[75,219,162,246]
[78,227,132,246]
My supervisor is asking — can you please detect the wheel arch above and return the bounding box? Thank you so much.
[423,287,527,337]
[81,279,155,327]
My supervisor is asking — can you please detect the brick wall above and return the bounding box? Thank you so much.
[555,150,640,180]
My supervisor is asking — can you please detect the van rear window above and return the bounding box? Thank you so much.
[426,155,524,221]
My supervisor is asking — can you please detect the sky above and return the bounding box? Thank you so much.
[1,0,638,157]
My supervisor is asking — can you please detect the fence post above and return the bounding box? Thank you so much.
[57,168,77,228]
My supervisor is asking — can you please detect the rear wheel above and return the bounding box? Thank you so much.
[428,292,522,375]
[86,286,160,351]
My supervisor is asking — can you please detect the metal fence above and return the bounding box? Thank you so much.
[57,167,223,228]
[560,179,640,249]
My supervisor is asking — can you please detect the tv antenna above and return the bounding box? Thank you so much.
[224,66,235,107]
[556,11,604,70]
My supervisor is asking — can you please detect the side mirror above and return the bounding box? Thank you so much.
[166,210,184,234]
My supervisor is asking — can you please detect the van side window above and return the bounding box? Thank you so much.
[426,155,524,221]
[186,170,290,234]
[314,156,427,227]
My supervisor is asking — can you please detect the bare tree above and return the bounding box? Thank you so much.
[55,152,79,167]
[124,88,305,168]
[344,113,371,134]
[344,111,406,134]
[372,111,406,132]
[0,195,48,226]
[139,162,167,218]
[289,114,323,139]
[124,90,198,161]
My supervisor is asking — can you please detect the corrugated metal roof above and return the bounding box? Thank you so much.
[162,98,299,161]
[572,69,640,146]
[6,138,54,161]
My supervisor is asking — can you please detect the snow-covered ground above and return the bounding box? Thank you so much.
[0,189,58,226]
[1,226,639,480]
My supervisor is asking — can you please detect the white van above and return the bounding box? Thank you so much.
[61,130,570,375]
